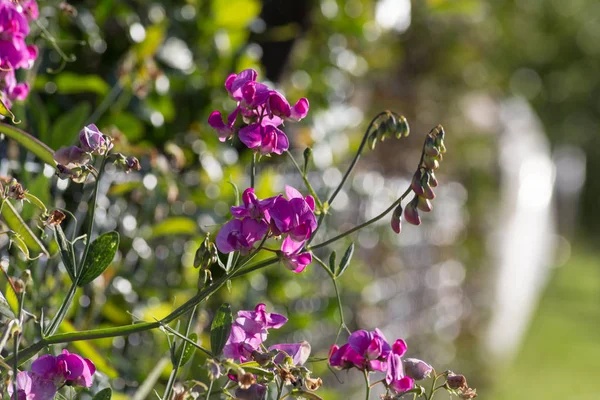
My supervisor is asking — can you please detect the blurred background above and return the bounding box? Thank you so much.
[1,0,598,399]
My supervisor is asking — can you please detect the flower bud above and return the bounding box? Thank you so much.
[428,171,439,187]
[303,147,312,173]
[404,197,421,226]
[447,374,468,391]
[395,115,410,138]
[194,235,218,270]
[424,135,439,157]
[124,156,141,173]
[391,204,403,234]
[403,358,433,381]
[411,170,424,196]
[417,196,432,212]
[420,173,435,200]
[423,155,439,170]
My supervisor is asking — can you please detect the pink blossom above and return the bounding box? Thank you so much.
[215,218,268,254]
[8,371,56,400]
[238,123,289,155]
[79,124,112,155]
[230,188,278,222]
[31,350,96,388]
[280,236,312,273]
[269,186,317,242]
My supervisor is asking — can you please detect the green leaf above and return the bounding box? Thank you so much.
[54,73,110,96]
[55,226,77,283]
[0,98,20,124]
[328,251,337,274]
[24,192,47,213]
[4,282,19,317]
[45,102,90,151]
[336,242,354,278]
[92,388,112,400]
[210,303,232,357]
[0,122,55,166]
[175,333,198,366]
[150,217,197,238]
[0,290,15,319]
[1,199,49,259]
[78,232,119,286]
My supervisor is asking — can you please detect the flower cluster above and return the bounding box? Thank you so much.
[0,0,38,108]
[216,186,316,272]
[329,329,431,395]
[391,125,446,232]
[218,304,318,399]
[9,350,95,400]
[208,69,309,156]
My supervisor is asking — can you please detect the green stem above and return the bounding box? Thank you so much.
[250,152,256,189]
[7,257,280,367]
[426,373,439,400]
[286,151,323,210]
[163,306,197,400]
[364,370,371,400]
[12,332,19,400]
[312,255,350,340]
[308,187,411,251]
[45,156,109,337]
[205,379,214,399]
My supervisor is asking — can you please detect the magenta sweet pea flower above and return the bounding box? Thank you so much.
[269,341,311,366]
[328,343,364,370]
[215,218,269,254]
[347,329,391,372]
[280,236,312,273]
[385,339,414,393]
[8,371,56,400]
[79,124,112,155]
[239,123,289,155]
[230,188,278,222]
[31,350,96,388]
[208,109,239,142]
[270,186,317,241]
[290,98,309,121]
[237,303,288,330]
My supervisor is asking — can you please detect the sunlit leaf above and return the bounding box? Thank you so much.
[336,242,354,278]
[55,226,77,283]
[4,282,19,317]
[210,303,232,357]
[1,199,49,259]
[0,122,55,166]
[78,232,120,286]
[175,333,198,366]
[24,193,47,213]
[212,0,260,29]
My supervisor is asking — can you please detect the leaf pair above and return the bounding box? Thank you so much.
[328,242,355,279]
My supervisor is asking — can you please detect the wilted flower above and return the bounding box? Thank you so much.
[403,358,433,381]
[79,124,112,155]
[447,373,468,391]
[7,371,56,400]
[44,210,66,227]
[269,341,311,366]
[6,181,25,200]
[124,156,140,172]
[304,376,322,391]
[53,146,91,169]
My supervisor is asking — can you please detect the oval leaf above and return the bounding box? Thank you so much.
[175,333,198,366]
[328,251,337,274]
[336,242,354,278]
[92,387,112,400]
[0,122,55,166]
[78,232,120,286]
[210,303,232,357]
[55,226,77,283]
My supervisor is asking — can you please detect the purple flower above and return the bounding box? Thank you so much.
[234,384,267,400]
[31,350,96,388]
[280,236,312,273]
[209,69,309,155]
[403,358,433,381]
[0,1,37,70]
[79,124,112,155]
[208,109,239,142]
[270,186,317,242]
[329,329,394,372]
[230,188,278,222]
[53,146,91,169]
[8,371,56,400]
[328,343,364,370]
[239,123,289,155]
[269,341,311,366]
[215,218,269,254]
[386,339,414,394]
[223,304,287,362]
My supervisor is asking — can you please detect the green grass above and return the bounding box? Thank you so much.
[489,246,600,400]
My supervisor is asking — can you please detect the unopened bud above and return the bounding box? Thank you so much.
[404,197,421,226]
[391,204,403,234]
[420,172,435,200]
[13,279,25,294]
[411,170,424,196]
[194,235,218,270]
[424,135,439,157]
[403,358,433,381]
[417,196,432,212]
[395,115,410,138]
[447,374,468,391]
[428,171,439,187]
[303,147,313,173]
[423,155,440,170]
